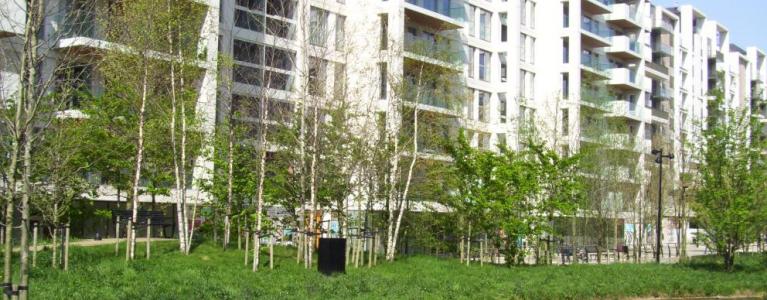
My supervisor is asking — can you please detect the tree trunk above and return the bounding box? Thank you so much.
[3,0,43,289]
[466,224,472,266]
[18,114,34,298]
[32,224,37,268]
[253,91,270,272]
[387,65,425,261]
[223,117,235,249]
[129,63,150,260]
[269,234,274,270]
[307,102,321,268]
[63,225,70,271]
[167,12,189,254]
[244,228,249,266]
[51,227,58,269]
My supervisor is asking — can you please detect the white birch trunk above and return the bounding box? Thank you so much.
[129,62,150,260]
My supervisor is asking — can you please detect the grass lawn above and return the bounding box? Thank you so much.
[26,241,767,299]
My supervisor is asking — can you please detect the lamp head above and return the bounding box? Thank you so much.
[651,149,661,155]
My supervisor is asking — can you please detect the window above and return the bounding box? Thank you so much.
[562,38,569,63]
[233,39,263,65]
[530,2,536,28]
[266,0,295,18]
[500,52,507,82]
[520,34,526,63]
[478,50,490,81]
[529,37,535,64]
[379,14,388,50]
[466,88,475,120]
[466,5,475,37]
[562,2,569,28]
[335,15,345,50]
[334,63,346,99]
[310,7,329,47]
[235,9,264,32]
[562,73,569,99]
[264,46,294,70]
[234,2,295,39]
[467,46,476,78]
[479,9,491,41]
[233,64,262,86]
[308,57,327,96]
[379,62,387,99]
[519,70,526,98]
[500,13,508,42]
[562,108,569,136]
[499,93,507,123]
[236,0,264,11]
[520,0,526,26]
[478,91,490,123]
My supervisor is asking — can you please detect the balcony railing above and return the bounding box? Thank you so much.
[405,85,457,111]
[609,67,640,86]
[581,88,612,108]
[652,108,670,119]
[581,54,611,75]
[404,35,462,64]
[609,3,640,24]
[610,36,642,56]
[581,18,613,39]
[406,0,463,20]
[653,87,672,99]
[652,42,673,56]
[656,19,674,32]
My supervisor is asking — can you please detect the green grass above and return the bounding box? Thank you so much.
[25,241,767,299]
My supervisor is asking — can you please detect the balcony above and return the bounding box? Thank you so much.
[581,18,613,48]
[608,67,641,90]
[404,85,460,115]
[583,0,613,15]
[652,108,670,120]
[646,61,670,76]
[581,54,611,79]
[608,99,641,121]
[607,36,642,60]
[607,3,641,30]
[652,42,674,57]
[404,35,462,67]
[606,133,641,152]
[405,0,463,30]
[652,87,673,100]
[580,87,612,111]
[654,18,675,33]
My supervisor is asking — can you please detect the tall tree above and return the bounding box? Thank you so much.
[693,87,767,271]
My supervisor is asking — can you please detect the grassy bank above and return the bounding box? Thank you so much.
[25,241,767,299]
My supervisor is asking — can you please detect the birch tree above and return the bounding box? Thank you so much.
[0,0,98,296]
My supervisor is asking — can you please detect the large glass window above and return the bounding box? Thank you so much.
[310,7,329,46]
[479,9,491,41]
[478,50,490,81]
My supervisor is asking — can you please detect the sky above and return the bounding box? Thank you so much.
[651,0,767,51]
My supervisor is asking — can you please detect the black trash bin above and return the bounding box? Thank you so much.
[317,238,346,276]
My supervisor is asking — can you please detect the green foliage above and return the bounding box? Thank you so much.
[446,130,584,265]
[28,242,767,299]
[694,89,767,271]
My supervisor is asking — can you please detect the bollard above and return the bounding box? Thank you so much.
[115,216,121,256]
[146,219,152,259]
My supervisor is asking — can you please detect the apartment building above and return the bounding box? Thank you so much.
[2,0,766,241]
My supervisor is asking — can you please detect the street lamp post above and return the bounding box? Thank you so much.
[652,148,674,264]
